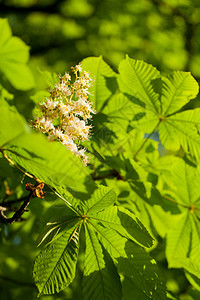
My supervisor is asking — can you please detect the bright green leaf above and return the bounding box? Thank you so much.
[85,186,117,214]
[94,206,153,248]
[118,55,161,113]
[81,56,117,111]
[161,71,199,116]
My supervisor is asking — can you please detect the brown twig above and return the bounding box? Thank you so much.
[0,191,34,224]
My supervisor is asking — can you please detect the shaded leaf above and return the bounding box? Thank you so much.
[96,225,167,300]
[33,223,80,296]
[83,223,121,300]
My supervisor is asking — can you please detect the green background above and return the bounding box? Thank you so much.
[1,1,200,299]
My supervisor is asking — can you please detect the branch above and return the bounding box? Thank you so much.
[0,192,34,224]
[0,274,35,287]
[2,151,36,180]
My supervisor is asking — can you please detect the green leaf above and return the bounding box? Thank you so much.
[185,271,200,292]
[166,212,191,268]
[189,214,200,263]
[85,186,117,214]
[0,99,31,147]
[163,160,200,269]
[117,57,200,162]
[179,258,200,280]
[37,67,59,88]
[159,109,200,159]
[118,55,161,113]
[33,222,80,296]
[36,215,80,247]
[122,276,150,300]
[5,133,95,196]
[81,56,117,111]
[83,223,121,300]
[161,71,199,116]
[102,92,138,130]
[0,100,95,196]
[94,206,153,248]
[0,18,35,90]
[96,225,167,299]
[162,158,200,206]
[187,287,200,299]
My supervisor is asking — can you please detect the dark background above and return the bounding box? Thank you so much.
[1,0,200,82]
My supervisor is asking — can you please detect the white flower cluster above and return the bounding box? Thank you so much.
[31,64,95,165]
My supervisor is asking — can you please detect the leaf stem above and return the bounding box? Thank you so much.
[51,189,82,216]
[1,150,36,180]
[162,194,190,209]
[1,149,81,217]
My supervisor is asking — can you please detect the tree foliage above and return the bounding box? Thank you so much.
[1,15,200,300]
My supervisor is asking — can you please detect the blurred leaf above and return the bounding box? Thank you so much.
[0,18,35,90]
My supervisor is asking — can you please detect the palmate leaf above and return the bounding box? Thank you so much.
[102,92,139,138]
[83,223,121,300]
[163,159,200,271]
[100,93,156,154]
[118,56,200,162]
[166,212,200,270]
[0,18,35,90]
[33,221,80,296]
[161,157,200,206]
[81,56,117,111]
[33,186,162,298]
